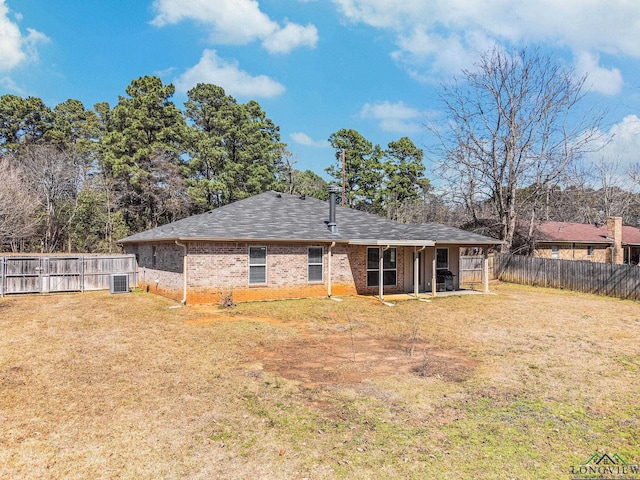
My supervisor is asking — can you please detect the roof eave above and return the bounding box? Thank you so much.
[120,237,502,246]
[348,239,436,247]
[536,239,611,244]
[119,236,350,244]
[434,240,503,245]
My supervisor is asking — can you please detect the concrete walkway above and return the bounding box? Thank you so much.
[377,289,487,302]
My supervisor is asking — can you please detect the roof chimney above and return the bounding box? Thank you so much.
[328,185,339,233]
[607,216,623,264]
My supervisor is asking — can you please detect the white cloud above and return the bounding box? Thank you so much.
[574,51,623,96]
[393,29,494,82]
[333,0,444,29]
[0,1,48,71]
[0,2,25,70]
[360,101,424,133]
[584,115,640,170]
[290,132,329,147]
[262,22,318,54]
[0,75,25,94]
[174,49,285,98]
[333,0,640,84]
[151,0,274,43]
[152,0,317,54]
[154,66,177,78]
[23,28,48,62]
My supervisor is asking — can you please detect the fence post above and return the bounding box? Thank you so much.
[80,257,85,292]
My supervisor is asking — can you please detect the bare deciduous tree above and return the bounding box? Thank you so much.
[627,163,640,226]
[434,47,605,250]
[592,156,633,220]
[0,158,38,251]
[18,145,86,252]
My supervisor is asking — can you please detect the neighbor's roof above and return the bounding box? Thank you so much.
[622,226,640,245]
[537,221,640,245]
[118,191,500,245]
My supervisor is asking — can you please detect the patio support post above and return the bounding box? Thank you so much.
[414,247,419,297]
[432,249,437,297]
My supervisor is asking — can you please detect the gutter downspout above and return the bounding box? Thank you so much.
[379,245,389,302]
[175,240,187,305]
[432,247,437,297]
[414,246,426,297]
[327,241,335,297]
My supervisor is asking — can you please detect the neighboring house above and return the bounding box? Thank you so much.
[118,189,500,304]
[534,217,640,265]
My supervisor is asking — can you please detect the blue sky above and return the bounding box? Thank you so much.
[2,0,640,181]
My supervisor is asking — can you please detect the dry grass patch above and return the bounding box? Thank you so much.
[1,283,640,479]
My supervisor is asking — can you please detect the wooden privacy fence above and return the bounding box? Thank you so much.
[0,255,137,296]
[495,253,640,301]
[459,255,495,286]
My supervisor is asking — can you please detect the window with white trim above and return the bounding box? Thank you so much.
[308,247,324,282]
[366,247,397,287]
[249,246,267,284]
[551,245,559,259]
[587,245,594,257]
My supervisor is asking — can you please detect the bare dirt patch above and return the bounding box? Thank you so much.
[254,334,477,386]
[192,313,479,387]
[187,309,478,386]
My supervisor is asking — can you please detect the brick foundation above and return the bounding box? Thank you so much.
[186,283,358,304]
[126,241,365,304]
[126,241,417,304]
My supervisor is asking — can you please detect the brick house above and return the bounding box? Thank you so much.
[118,190,500,304]
[533,217,640,265]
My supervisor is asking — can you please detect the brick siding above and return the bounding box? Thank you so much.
[124,240,415,304]
[132,243,185,301]
[534,244,610,263]
[346,245,407,295]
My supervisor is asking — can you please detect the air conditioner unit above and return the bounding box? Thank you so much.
[110,274,130,294]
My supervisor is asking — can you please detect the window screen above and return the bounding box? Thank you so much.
[249,246,267,284]
[366,247,397,287]
[308,247,323,282]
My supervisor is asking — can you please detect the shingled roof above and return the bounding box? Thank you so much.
[119,191,499,245]
[537,221,640,245]
[537,221,610,243]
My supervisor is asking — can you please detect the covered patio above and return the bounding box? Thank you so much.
[348,240,493,302]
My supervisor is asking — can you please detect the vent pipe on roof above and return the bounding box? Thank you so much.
[328,185,339,233]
